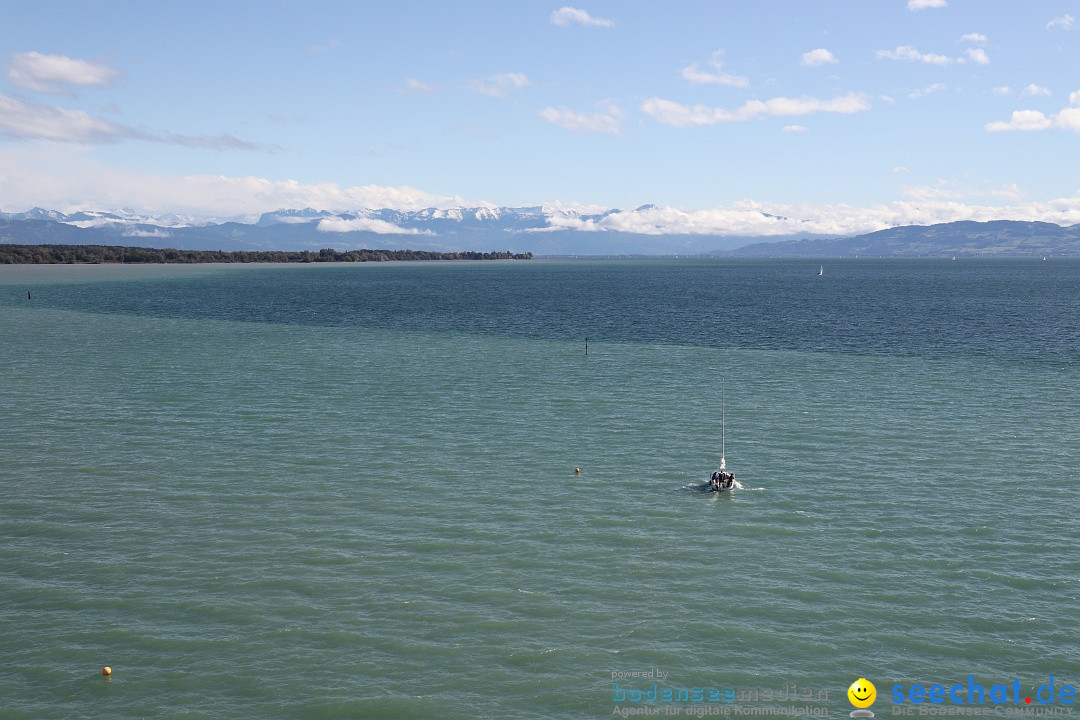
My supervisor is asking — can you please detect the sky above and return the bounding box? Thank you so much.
[2,0,1080,237]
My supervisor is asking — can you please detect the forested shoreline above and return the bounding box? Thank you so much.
[0,244,533,264]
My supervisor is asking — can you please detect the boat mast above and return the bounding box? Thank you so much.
[720,382,726,471]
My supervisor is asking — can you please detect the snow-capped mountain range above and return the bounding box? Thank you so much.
[7,206,1075,256]
[0,205,806,255]
[6,207,223,230]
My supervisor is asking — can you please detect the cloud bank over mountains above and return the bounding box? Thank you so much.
[7,205,1080,258]
[4,151,1080,245]
[6,177,1080,244]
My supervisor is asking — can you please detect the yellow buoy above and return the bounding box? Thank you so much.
[574,467,581,474]
[102,667,112,676]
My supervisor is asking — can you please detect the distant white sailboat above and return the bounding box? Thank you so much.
[818,264,824,276]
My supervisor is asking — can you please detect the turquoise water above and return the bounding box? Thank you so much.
[1,259,1078,719]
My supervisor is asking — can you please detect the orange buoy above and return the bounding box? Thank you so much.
[574,467,581,474]
[102,667,112,676]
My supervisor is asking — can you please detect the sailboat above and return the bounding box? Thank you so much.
[818,264,824,277]
[708,384,735,492]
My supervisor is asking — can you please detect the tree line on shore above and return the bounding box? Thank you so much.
[0,244,533,264]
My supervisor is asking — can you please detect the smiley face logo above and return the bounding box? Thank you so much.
[848,678,876,709]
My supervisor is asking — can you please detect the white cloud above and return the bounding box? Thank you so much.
[782,125,809,133]
[7,51,120,94]
[0,93,266,150]
[467,72,530,98]
[123,227,172,238]
[960,33,987,44]
[992,86,1013,97]
[680,63,748,87]
[878,44,988,66]
[397,78,435,94]
[317,217,434,234]
[984,107,1080,132]
[908,0,947,10]
[876,45,954,65]
[1021,84,1051,97]
[745,94,871,116]
[680,50,749,87]
[642,93,870,127]
[641,98,737,127]
[800,48,838,67]
[1046,14,1075,31]
[892,166,909,173]
[909,83,947,99]
[550,6,613,27]
[1070,90,1080,105]
[307,38,341,53]
[539,102,624,134]
[1054,107,1080,131]
[986,110,1052,132]
[0,93,129,143]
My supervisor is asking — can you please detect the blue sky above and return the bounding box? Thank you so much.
[2,0,1079,237]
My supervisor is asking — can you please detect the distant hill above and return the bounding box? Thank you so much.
[730,220,1080,257]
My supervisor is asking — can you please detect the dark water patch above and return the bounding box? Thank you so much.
[8,258,1080,363]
